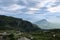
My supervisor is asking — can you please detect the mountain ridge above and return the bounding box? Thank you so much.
[0,15,40,32]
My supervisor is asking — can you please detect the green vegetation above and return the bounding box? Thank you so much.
[8,33,15,40]
[0,15,40,32]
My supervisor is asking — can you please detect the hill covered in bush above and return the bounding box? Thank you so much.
[0,15,40,32]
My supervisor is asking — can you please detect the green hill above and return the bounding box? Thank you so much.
[0,15,40,32]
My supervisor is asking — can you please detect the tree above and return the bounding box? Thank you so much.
[8,33,15,40]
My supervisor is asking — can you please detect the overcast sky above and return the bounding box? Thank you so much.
[0,0,60,23]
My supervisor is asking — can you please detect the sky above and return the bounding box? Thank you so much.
[0,0,60,23]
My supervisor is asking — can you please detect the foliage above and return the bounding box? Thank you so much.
[8,33,15,40]
[0,15,40,32]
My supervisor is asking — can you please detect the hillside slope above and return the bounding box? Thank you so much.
[0,15,40,32]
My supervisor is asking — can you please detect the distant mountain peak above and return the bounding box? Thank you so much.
[35,19,60,29]
[36,19,47,23]
[40,19,47,22]
[35,19,50,29]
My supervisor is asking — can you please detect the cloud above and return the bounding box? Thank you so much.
[7,4,26,11]
[0,0,59,14]
[29,8,39,11]
[47,6,60,13]
[23,0,58,14]
[13,0,19,2]
[24,8,39,14]
[25,10,36,14]
[0,0,60,23]
[34,0,56,8]
[0,4,26,12]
